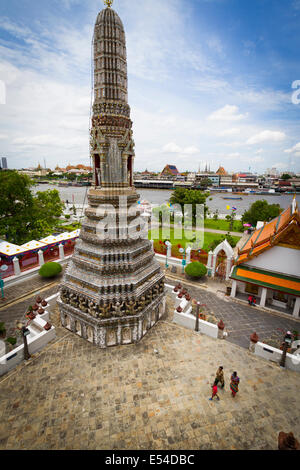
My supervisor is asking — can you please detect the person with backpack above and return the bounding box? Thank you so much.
[214,366,225,389]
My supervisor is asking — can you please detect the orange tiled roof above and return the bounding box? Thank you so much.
[231,266,300,296]
[236,201,299,264]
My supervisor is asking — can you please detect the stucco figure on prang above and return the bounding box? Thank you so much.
[57,0,166,348]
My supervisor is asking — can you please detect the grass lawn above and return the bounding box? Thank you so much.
[149,228,241,252]
[55,222,82,232]
[204,219,243,232]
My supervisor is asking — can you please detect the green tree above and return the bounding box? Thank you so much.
[281,174,292,181]
[208,233,238,252]
[33,190,65,238]
[0,171,35,244]
[65,173,77,181]
[199,178,212,188]
[169,188,209,223]
[225,209,236,232]
[152,204,171,224]
[241,200,282,228]
[0,170,65,244]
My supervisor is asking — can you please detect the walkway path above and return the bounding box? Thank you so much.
[0,273,64,346]
[166,275,300,349]
[0,296,299,450]
[151,222,243,237]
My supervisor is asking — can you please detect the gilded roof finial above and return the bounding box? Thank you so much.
[104,0,113,7]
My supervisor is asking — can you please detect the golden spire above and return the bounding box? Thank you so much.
[104,0,113,7]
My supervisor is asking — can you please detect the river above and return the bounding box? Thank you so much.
[33,184,299,216]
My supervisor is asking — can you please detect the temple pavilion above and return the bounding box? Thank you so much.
[230,197,300,318]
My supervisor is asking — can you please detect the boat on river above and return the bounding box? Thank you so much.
[222,197,243,200]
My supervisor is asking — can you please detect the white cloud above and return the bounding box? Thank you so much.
[208,105,248,121]
[162,142,199,155]
[0,1,298,173]
[246,130,286,145]
[227,152,240,158]
[13,134,87,149]
[284,142,300,154]
[220,141,243,148]
[248,155,264,163]
[162,142,181,153]
[274,162,289,169]
[183,146,199,155]
[218,128,240,137]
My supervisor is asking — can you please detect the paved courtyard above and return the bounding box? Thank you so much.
[0,296,299,450]
[166,276,300,349]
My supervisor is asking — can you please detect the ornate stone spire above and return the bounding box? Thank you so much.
[104,0,113,7]
[92,4,133,188]
[57,3,166,349]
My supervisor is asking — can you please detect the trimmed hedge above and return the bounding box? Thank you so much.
[39,262,62,279]
[185,261,207,279]
[0,322,6,336]
[6,337,17,346]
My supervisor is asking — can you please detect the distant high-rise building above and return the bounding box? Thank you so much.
[1,157,7,169]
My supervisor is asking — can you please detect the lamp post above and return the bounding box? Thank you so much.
[179,247,186,274]
[195,302,201,332]
[16,322,31,361]
[0,264,8,300]
[280,331,293,368]
[164,240,171,269]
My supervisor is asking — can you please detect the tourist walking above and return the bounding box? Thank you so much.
[209,383,220,401]
[214,366,225,389]
[230,371,240,397]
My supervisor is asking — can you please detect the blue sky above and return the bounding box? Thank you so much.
[0,0,299,173]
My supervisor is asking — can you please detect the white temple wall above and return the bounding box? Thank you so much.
[246,246,300,277]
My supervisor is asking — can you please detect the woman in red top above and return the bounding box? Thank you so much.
[209,384,220,401]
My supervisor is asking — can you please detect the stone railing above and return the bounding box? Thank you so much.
[0,298,56,377]
[171,283,227,340]
[249,332,300,373]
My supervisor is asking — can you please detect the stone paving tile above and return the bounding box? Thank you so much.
[0,270,65,307]
[0,295,299,450]
[168,278,300,349]
[0,284,63,349]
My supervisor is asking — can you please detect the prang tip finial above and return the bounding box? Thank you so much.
[104,0,113,7]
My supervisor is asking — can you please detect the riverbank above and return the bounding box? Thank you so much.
[33,184,299,217]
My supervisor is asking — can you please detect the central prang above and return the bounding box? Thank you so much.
[57,4,166,348]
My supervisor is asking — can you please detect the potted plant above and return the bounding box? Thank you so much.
[199,311,207,321]
[6,337,17,351]
[0,322,6,339]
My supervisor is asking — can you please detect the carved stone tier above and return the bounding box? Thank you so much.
[58,292,166,348]
[58,5,166,348]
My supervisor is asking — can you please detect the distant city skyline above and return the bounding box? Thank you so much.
[0,0,299,173]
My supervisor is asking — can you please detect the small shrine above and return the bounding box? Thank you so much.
[230,197,300,318]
